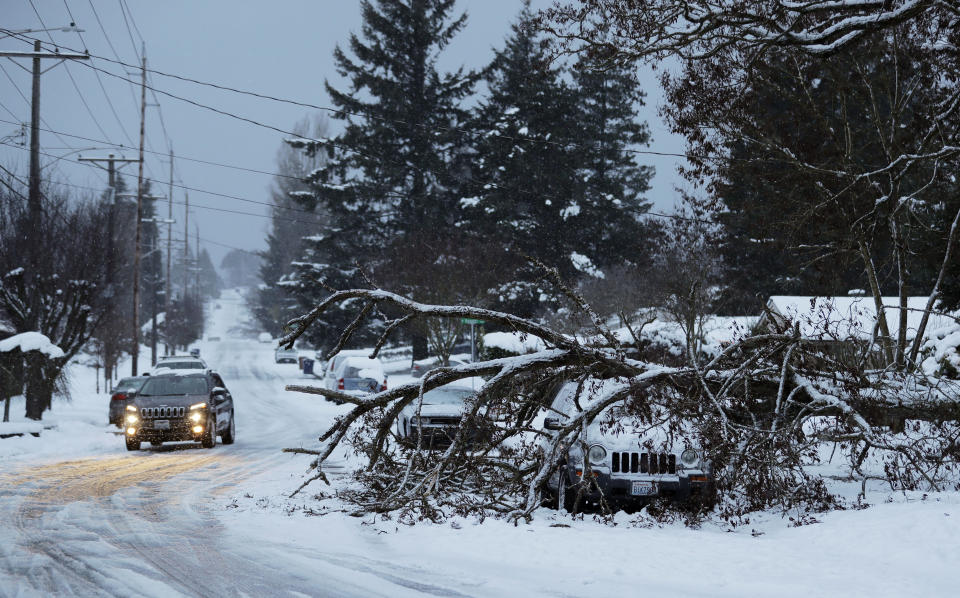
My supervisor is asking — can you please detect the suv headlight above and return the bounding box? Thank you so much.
[587,444,607,465]
[190,402,207,410]
[681,448,700,467]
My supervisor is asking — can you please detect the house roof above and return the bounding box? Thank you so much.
[763,296,955,341]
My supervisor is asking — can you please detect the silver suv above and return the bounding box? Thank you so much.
[543,380,714,512]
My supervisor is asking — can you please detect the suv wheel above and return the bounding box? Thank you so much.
[221,411,236,444]
[126,437,141,451]
[201,416,217,449]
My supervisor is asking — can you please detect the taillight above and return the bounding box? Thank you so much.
[337,378,344,390]
[380,380,387,392]
[112,392,128,401]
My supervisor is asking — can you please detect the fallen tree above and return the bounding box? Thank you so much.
[282,288,960,522]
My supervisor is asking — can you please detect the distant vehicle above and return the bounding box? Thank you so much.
[258,332,272,343]
[189,348,200,358]
[327,355,386,403]
[152,355,209,375]
[215,303,222,310]
[123,371,235,451]
[410,357,468,378]
[108,376,148,427]
[207,336,221,342]
[274,347,298,364]
[395,379,485,449]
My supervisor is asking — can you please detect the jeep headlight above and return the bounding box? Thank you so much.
[587,444,607,465]
[125,414,139,424]
[190,412,203,423]
[681,448,700,467]
[190,402,207,410]
[126,404,137,412]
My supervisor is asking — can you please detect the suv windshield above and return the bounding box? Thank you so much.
[115,377,147,392]
[140,376,208,396]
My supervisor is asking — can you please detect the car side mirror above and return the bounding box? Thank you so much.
[212,387,227,402]
[544,417,562,431]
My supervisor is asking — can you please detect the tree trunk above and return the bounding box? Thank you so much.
[23,354,46,420]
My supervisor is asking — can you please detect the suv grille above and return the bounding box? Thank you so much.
[611,452,677,475]
[141,406,185,418]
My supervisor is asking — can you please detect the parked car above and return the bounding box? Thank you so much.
[326,355,387,403]
[207,336,221,342]
[189,348,201,358]
[152,355,209,375]
[123,371,236,451]
[108,376,148,426]
[258,332,272,343]
[395,379,486,449]
[275,347,298,363]
[410,357,468,378]
[320,349,370,388]
[542,380,714,513]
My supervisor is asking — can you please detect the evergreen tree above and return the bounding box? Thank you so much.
[255,116,328,337]
[459,3,581,315]
[288,0,475,350]
[571,53,655,271]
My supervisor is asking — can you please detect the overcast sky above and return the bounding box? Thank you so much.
[0,0,686,269]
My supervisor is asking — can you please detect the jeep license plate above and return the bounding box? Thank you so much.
[631,481,656,496]
[154,419,170,430]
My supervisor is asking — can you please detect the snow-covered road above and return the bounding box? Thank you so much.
[0,291,454,597]
[3,289,960,597]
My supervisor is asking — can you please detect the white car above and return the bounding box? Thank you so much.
[331,356,386,393]
[151,355,209,375]
[319,349,372,389]
[395,379,485,449]
[542,379,714,513]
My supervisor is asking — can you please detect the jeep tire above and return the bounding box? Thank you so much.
[201,416,217,449]
[221,411,236,445]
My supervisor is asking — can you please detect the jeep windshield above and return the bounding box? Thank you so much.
[139,376,208,396]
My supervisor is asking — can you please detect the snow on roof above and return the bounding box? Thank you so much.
[0,332,65,358]
[338,356,383,373]
[764,296,955,341]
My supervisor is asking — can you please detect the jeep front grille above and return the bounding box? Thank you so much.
[611,452,676,474]
[140,406,185,418]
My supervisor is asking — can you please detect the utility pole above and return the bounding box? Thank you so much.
[195,223,201,299]
[131,45,147,376]
[0,38,88,326]
[78,153,139,389]
[183,192,189,298]
[166,148,174,356]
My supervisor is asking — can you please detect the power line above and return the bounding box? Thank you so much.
[0,116,313,182]
[0,61,77,150]
[116,0,141,63]
[61,0,137,147]
[86,0,142,124]
[27,0,115,144]
[0,140,329,223]
[9,31,689,162]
